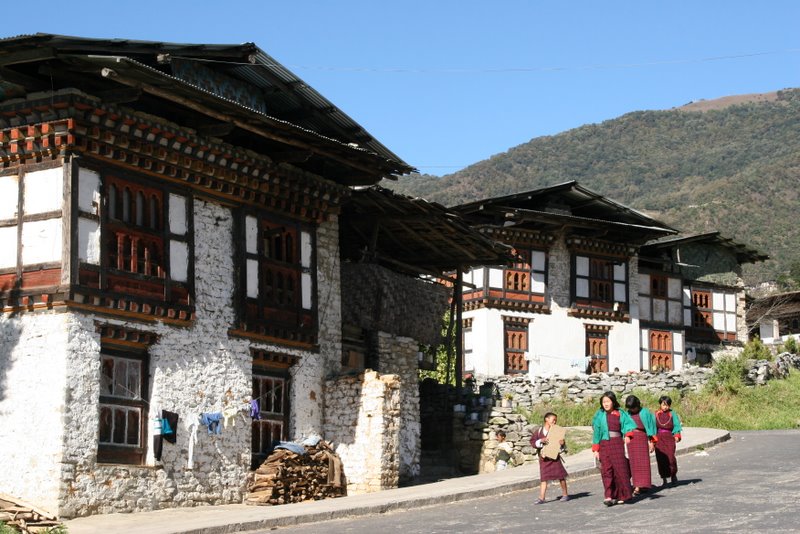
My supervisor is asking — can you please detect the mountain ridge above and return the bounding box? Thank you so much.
[385,88,800,284]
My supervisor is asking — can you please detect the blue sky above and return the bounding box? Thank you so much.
[9,1,800,176]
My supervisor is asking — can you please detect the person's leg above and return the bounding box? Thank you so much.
[540,481,548,500]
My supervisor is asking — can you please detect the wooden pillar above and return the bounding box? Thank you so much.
[455,268,463,390]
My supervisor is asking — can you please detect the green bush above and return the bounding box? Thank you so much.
[741,336,773,361]
[706,352,749,394]
[781,336,799,354]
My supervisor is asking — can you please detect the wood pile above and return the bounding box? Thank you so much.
[0,493,62,533]
[246,441,346,505]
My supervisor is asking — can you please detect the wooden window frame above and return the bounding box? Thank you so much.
[75,165,194,312]
[573,254,628,312]
[648,329,674,371]
[639,271,684,326]
[686,287,737,342]
[251,365,290,469]
[501,248,548,303]
[585,325,610,374]
[97,345,149,465]
[241,211,317,344]
[503,317,530,374]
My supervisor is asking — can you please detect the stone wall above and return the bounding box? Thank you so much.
[374,333,420,482]
[323,370,401,494]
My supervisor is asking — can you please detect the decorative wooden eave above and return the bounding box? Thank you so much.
[96,322,160,349]
[502,315,532,327]
[569,307,630,323]
[566,236,638,258]
[251,348,300,369]
[476,226,555,249]
[584,323,613,333]
[0,93,346,222]
[463,296,551,315]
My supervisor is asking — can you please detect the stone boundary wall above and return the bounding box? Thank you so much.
[464,353,800,474]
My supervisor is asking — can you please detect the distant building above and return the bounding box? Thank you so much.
[746,291,800,346]
[452,182,766,378]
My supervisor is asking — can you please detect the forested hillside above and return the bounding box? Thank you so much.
[387,88,800,285]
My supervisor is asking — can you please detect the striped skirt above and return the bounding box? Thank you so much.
[655,431,678,479]
[599,437,632,501]
[627,430,652,489]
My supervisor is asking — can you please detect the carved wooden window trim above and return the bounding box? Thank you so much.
[573,255,628,314]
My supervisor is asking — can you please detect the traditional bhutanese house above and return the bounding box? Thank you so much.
[334,186,511,489]
[451,181,676,378]
[0,33,470,518]
[746,291,800,346]
[639,232,767,366]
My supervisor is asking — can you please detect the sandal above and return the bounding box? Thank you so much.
[603,499,614,507]
[632,488,640,496]
[534,498,546,505]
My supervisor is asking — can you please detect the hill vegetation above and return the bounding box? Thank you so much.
[387,88,800,285]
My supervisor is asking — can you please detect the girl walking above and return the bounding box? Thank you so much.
[624,395,656,495]
[530,412,569,504]
[654,395,682,486]
[592,391,635,506]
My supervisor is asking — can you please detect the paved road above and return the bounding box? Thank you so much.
[265,430,800,534]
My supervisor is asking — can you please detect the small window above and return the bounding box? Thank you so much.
[98,348,148,465]
[252,369,290,469]
[586,329,609,373]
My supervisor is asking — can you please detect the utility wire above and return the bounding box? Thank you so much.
[172,48,800,74]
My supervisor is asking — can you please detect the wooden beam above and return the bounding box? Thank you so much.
[195,122,236,137]
[97,87,142,104]
[100,67,388,179]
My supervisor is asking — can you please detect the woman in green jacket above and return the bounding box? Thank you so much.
[592,391,636,506]
[624,395,656,495]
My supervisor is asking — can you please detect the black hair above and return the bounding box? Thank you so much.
[496,430,506,439]
[625,395,642,414]
[600,391,620,410]
[543,412,557,422]
[659,395,673,407]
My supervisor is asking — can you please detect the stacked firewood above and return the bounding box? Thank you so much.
[0,493,62,533]
[246,441,346,505]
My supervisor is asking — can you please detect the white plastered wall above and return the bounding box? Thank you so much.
[0,312,70,515]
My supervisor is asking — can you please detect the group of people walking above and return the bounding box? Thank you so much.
[592,391,682,506]
[525,391,682,506]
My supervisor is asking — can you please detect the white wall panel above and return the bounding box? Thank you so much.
[77,217,101,264]
[575,256,589,276]
[21,219,62,265]
[245,215,258,254]
[712,292,725,311]
[0,175,18,220]
[613,263,626,282]
[301,272,313,310]
[532,272,545,293]
[169,240,189,282]
[0,226,17,268]
[488,268,503,288]
[653,299,666,322]
[726,313,737,333]
[473,267,485,289]
[301,231,312,268]
[576,278,589,298]
[168,194,187,235]
[668,301,683,325]
[724,293,736,312]
[246,259,258,298]
[614,282,626,303]
[668,278,682,299]
[713,311,725,331]
[23,168,63,215]
[532,250,546,271]
[77,167,100,214]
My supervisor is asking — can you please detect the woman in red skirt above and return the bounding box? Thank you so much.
[530,412,569,504]
[624,395,656,496]
[592,391,636,506]
[655,395,683,486]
